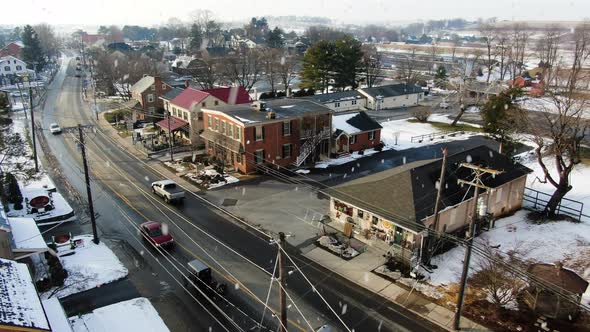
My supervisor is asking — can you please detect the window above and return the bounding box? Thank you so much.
[221,121,226,135]
[202,102,206,107]
[214,100,219,106]
[237,153,242,163]
[405,94,409,99]
[214,118,219,131]
[368,131,375,140]
[228,123,233,138]
[255,126,264,141]
[3,66,9,71]
[255,149,264,164]
[147,94,154,102]
[183,112,188,121]
[148,106,155,113]
[15,65,22,70]
[151,85,155,91]
[162,83,167,90]
[357,210,364,219]
[235,126,241,140]
[372,216,379,225]
[282,121,291,136]
[349,135,357,145]
[335,102,341,108]
[282,144,291,159]
[352,100,357,105]
[207,115,212,128]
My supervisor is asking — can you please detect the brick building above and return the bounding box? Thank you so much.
[201,99,333,174]
[331,111,382,156]
[130,75,173,119]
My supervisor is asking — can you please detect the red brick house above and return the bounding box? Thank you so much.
[130,75,173,118]
[331,111,382,156]
[0,42,23,59]
[201,99,333,174]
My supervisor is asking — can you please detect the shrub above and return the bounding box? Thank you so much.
[412,109,432,123]
[104,109,132,123]
[4,173,23,210]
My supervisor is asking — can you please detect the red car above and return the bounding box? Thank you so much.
[140,221,174,248]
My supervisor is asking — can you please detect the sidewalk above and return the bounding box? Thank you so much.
[95,112,202,194]
[303,244,490,332]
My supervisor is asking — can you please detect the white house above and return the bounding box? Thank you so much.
[306,90,367,112]
[358,83,424,110]
[0,56,31,77]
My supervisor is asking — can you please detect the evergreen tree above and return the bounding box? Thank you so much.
[21,25,45,71]
[434,66,448,88]
[481,87,523,154]
[332,36,363,89]
[4,173,23,210]
[267,27,284,49]
[301,40,334,92]
[189,23,204,52]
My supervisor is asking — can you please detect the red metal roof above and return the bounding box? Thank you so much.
[155,117,189,131]
[203,86,252,105]
[0,43,22,58]
[170,87,210,110]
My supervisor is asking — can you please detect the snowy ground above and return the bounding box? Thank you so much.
[69,298,169,332]
[428,150,590,306]
[315,114,482,168]
[518,96,590,119]
[42,235,128,299]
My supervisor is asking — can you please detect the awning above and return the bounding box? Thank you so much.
[156,117,190,132]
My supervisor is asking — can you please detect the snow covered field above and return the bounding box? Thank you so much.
[69,298,169,332]
[428,151,590,306]
[315,114,482,168]
[42,235,128,299]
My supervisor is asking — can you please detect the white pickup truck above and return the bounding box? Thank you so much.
[151,180,185,203]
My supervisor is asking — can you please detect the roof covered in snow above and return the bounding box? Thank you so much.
[0,258,49,331]
[332,111,382,136]
[9,217,48,253]
[323,145,533,230]
[359,83,423,99]
[130,76,155,95]
[306,90,365,104]
[42,298,73,332]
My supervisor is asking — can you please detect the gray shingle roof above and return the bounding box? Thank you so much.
[161,87,184,101]
[323,145,532,231]
[360,83,423,98]
[208,99,332,125]
[130,76,154,95]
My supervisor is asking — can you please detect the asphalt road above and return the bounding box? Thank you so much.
[37,54,446,332]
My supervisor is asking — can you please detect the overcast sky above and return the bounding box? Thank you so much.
[5,0,590,26]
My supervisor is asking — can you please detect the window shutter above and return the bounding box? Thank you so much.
[262,126,265,140]
[289,121,292,136]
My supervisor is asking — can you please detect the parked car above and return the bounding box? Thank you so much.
[151,180,185,203]
[140,221,174,248]
[75,56,80,61]
[439,101,450,109]
[183,258,226,296]
[49,123,62,134]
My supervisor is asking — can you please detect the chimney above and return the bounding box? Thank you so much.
[251,101,267,112]
[266,111,276,119]
[555,262,563,275]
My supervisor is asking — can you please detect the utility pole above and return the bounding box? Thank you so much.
[453,163,503,330]
[29,85,38,173]
[425,147,448,265]
[167,111,174,162]
[78,124,99,244]
[278,232,287,332]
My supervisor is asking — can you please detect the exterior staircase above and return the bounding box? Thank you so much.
[294,127,330,167]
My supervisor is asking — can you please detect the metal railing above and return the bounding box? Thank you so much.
[295,127,331,167]
[410,131,466,143]
[523,187,588,222]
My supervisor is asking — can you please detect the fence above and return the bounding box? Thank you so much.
[523,187,589,222]
[410,131,465,143]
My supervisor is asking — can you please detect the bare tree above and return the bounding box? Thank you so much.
[450,49,484,126]
[261,48,281,95]
[508,23,530,80]
[495,30,510,81]
[535,25,562,88]
[185,55,223,89]
[360,44,382,88]
[398,48,418,85]
[223,49,262,92]
[470,243,526,308]
[479,23,497,83]
[451,34,462,63]
[277,54,299,97]
[33,23,60,59]
[522,22,590,218]
[429,44,438,75]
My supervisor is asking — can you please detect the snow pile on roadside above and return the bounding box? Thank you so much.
[380,114,480,151]
[69,297,170,332]
[185,168,239,189]
[42,235,128,299]
[163,161,188,173]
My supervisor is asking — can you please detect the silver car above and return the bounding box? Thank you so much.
[49,123,62,134]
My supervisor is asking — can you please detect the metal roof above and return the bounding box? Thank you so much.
[188,259,210,273]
